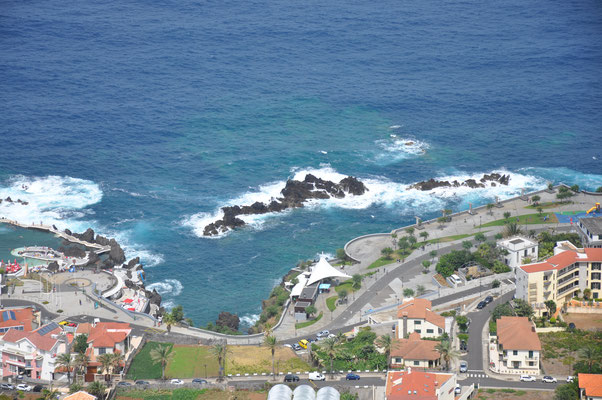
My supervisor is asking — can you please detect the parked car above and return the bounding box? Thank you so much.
[317,330,330,337]
[476,301,487,310]
[32,385,44,392]
[1,384,14,390]
[284,374,300,382]
[542,376,557,383]
[327,334,336,339]
[459,361,468,373]
[520,375,536,382]
[16,375,24,380]
[170,379,184,385]
[192,379,208,384]
[58,321,69,326]
[135,381,150,385]
[283,344,292,348]
[455,384,461,394]
[16,384,32,392]
[292,343,302,351]
[345,373,360,380]
[298,339,309,349]
[117,382,132,387]
[308,372,326,381]
[567,376,575,383]
[484,296,493,304]
[460,341,467,351]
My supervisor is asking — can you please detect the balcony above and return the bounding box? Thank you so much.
[6,359,26,367]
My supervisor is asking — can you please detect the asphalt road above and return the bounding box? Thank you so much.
[462,375,561,390]
[227,376,385,389]
[1,299,58,321]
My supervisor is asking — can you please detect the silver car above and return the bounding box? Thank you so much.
[459,361,468,373]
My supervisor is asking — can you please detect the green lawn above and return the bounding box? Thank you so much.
[295,312,323,329]
[367,257,395,269]
[426,233,477,244]
[480,213,557,227]
[166,345,220,379]
[525,201,573,209]
[126,341,173,380]
[326,296,337,312]
[335,281,355,293]
[117,388,208,400]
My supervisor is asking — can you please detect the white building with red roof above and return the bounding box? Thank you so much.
[0,307,38,335]
[579,373,602,400]
[397,298,452,339]
[515,241,602,315]
[488,316,541,375]
[0,322,68,380]
[390,332,441,369]
[385,369,457,400]
[76,322,132,379]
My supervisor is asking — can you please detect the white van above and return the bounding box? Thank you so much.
[450,274,462,286]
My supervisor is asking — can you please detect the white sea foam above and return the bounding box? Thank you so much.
[518,167,602,191]
[373,136,429,163]
[147,279,183,296]
[183,165,552,238]
[239,312,261,328]
[389,125,402,129]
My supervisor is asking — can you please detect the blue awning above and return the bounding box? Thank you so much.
[319,283,331,290]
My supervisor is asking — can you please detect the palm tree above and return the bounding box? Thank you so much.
[163,312,176,333]
[503,222,522,238]
[335,331,346,344]
[97,353,113,377]
[416,285,426,296]
[338,288,348,304]
[38,389,60,400]
[73,353,89,381]
[391,233,398,250]
[56,352,73,384]
[351,274,362,291]
[264,335,277,379]
[109,352,124,375]
[211,342,229,382]
[150,344,173,380]
[435,340,460,371]
[87,381,106,400]
[579,345,600,373]
[376,335,392,365]
[419,231,429,242]
[486,203,494,215]
[322,338,337,377]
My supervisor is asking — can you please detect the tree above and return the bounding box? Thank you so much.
[322,337,337,377]
[375,335,392,364]
[73,334,88,354]
[109,352,124,375]
[408,235,417,247]
[494,233,503,240]
[264,335,277,379]
[492,279,500,288]
[429,250,437,260]
[352,274,363,291]
[97,353,114,377]
[398,237,410,255]
[455,316,468,332]
[56,352,73,385]
[548,182,554,191]
[554,382,578,400]
[514,299,534,319]
[537,206,544,217]
[435,340,459,371]
[87,381,105,400]
[437,216,447,228]
[381,247,394,260]
[68,383,84,394]
[305,305,317,318]
[570,184,580,192]
[436,250,473,277]
[336,331,346,344]
[150,344,173,380]
[421,260,431,272]
[544,300,557,317]
[475,232,486,243]
[336,248,348,262]
[579,345,600,373]
[419,231,429,242]
[405,227,415,236]
[503,211,511,221]
[557,186,574,202]
[170,305,184,322]
[403,288,414,298]
[583,288,592,300]
[39,389,60,400]
[73,353,89,380]
[486,203,494,215]
[597,186,602,193]
[211,342,229,382]
[338,288,348,304]
[416,285,426,296]
[503,222,523,238]
[462,240,472,250]
[390,234,397,250]
[163,312,176,333]
[531,195,541,205]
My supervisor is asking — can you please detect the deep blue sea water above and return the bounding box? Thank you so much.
[1,0,602,328]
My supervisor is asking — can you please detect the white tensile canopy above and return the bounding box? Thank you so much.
[290,275,309,298]
[306,256,351,286]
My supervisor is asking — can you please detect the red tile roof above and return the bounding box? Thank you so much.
[496,316,541,351]
[391,333,440,362]
[87,322,131,348]
[397,299,445,329]
[386,370,452,400]
[64,391,97,400]
[0,308,35,332]
[520,247,602,273]
[579,373,602,397]
[2,324,62,352]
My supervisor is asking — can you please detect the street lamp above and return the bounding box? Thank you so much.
[204,364,207,378]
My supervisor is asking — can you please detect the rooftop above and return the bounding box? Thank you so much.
[520,247,602,274]
[496,316,541,351]
[2,323,63,351]
[64,391,97,400]
[397,298,445,329]
[386,370,453,400]
[0,307,36,332]
[578,373,602,397]
[498,236,537,251]
[87,322,131,348]
[391,333,440,361]
[580,216,602,235]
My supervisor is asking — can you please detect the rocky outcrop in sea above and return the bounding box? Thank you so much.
[410,173,510,191]
[203,174,368,236]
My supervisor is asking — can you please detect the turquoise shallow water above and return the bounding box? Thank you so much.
[1,0,602,328]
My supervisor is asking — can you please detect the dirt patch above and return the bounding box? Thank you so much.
[563,313,602,331]
[477,389,553,400]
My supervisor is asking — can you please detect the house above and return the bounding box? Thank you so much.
[77,322,131,380]
[489,316,541,375]
[577,216,602,248]
[397,298,451,339]
[578,373,602,400]
[515,241,602,315]
[390,332,441,369]
[0,322,68,380]
[385,369,456,400]
[64,392,97,400]
[0,307,38,334]
[498,236,539,269]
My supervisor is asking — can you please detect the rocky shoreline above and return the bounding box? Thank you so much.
[203,174,368,236]
[410,172,510,191]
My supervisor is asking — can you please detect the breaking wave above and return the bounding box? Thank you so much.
[147,279,183,296]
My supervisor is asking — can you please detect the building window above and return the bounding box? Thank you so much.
[592,263,601,271]
[528,351,533,358]
[426,329,434,334]
[414,320,421,325]
[413,361,420,366]
[591,273,601,281]
[528,361,535,366]
[513,350,518,356]
[592,282,601,290]
[414,329,421,334]
[99,348,106,355]
[395,358,402,363]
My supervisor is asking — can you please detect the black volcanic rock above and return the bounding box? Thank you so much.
[86,251,100,266]
[203,174,368,236]
[64,229,72,236]
[125,257,141,269]
[411,173,511,191]
[58,246,86,258]
[216,311,240,331]
[74,228,95,243]
[95,235,111,246]
[108,239,126,265]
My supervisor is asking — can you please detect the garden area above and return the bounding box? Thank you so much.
[311,329,388,371]
[539,329,602,376]
[476,388,552,400]
[126,342,311,380]
[117,388,267,400]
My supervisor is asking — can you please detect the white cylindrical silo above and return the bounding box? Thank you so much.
[268,384,293,400]
[293,384,316,400]
[316,386,340,400]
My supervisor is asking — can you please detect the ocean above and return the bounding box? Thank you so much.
[1,0,601,329]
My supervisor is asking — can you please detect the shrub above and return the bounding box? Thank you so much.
[57,309,63,313]
[550,317,556,324]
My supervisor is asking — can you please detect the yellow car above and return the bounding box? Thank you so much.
[59,321,69,326]
[298,339,309,349]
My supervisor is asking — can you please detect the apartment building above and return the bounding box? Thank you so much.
[489,316,541,375]
[515,241,602,315]
[397,298,452,339]
[498,236,538,269]
[577,216,602,248]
